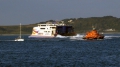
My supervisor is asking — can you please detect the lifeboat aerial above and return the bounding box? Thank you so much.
[83,28,104,40]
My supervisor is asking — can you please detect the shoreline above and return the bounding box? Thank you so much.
[0,34,30,36]
[1,32,120,36]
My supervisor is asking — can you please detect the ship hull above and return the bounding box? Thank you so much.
[28,33,77,38]
[28,35,55,38]
[58,32,77,36]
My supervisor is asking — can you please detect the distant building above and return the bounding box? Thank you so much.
[104,29,115,31]
[68,20,72,22]
[68,20,74,23]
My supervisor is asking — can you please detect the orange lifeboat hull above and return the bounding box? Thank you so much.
[83,30,104,40]
[83,35,104,40]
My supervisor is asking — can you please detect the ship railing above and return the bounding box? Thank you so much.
[38,23,67,26]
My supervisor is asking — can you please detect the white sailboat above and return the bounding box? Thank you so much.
[15,23,24,41]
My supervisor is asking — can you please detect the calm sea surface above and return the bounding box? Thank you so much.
[0,34,120,67]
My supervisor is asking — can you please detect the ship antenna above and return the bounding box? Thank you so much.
[92,25,96,30]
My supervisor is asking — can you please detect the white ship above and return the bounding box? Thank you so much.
[28,23,76,38]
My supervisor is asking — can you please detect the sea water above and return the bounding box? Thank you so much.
[0,34,120,67]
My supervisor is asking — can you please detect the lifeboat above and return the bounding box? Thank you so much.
[83,28,104,40]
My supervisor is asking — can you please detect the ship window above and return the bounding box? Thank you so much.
[52,27,56,29]
[41,25,46,26]
[40,28,45,29]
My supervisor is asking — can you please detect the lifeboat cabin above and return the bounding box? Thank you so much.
[83,28,104,40]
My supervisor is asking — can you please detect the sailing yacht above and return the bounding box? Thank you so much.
[15,23,24,41]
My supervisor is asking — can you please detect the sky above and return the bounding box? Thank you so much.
[0,0,120,25]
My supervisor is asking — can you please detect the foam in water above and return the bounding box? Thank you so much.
[55,35,68,38]
[104,35,120,39]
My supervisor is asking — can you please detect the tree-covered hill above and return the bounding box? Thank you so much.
[0,16,120,34]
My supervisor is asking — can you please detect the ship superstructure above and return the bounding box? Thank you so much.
[28,23,76,38]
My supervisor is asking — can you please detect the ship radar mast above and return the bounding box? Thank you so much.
[92,25,96,30]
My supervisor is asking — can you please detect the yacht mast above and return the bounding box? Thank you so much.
[20,23,21,38]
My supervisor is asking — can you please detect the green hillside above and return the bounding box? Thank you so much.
[0,16,120,34]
